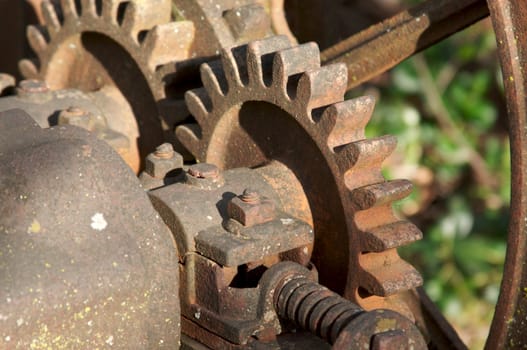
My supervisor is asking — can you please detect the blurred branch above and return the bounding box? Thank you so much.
[412,54,497,188]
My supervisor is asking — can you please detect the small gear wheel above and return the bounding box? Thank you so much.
[20,0,276,171]
[19,0,196,171]
[176,35,423,314]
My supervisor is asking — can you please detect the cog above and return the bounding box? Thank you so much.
[19,0,196,170]
[20,0,276,171]
[173,0,274,57]
[176,35,423,313]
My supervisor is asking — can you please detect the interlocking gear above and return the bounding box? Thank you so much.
[176,35,423,314]
[19,0,196,170]
[20,0,277,170]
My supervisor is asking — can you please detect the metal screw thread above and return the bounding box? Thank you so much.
[154,143,175,159]
[241,188,260,203]
[275,277,364,344]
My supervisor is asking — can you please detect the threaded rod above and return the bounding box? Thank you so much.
[275,277,364,344]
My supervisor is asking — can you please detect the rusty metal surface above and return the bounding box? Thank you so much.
[18,0,279,169]
[20,0,197,168]
[176,36,422,317]
[5,0,527,347]
[333,309,426,349]
[173,0,272,57]
[270,262,426,349]
[486,0,527,348]
[149,162,315,345]
[321,0,489,90]
[0,80,140,171]
[0,109,180,348]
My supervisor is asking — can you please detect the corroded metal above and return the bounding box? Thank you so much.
[487,0,527,348]
[321,0,489,90]
[4,0,527,348]
[0,80,139,171]
[149,162,315,347]
[176,36,422,317]
[0,109,180,348]
[20,0,197,169]
[271,262,426,349]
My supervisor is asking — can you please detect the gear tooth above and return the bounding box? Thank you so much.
[246,35,291,87]
[200,62,228,104]
[272,42,320,96]
[59,0,79,18]
[296,63,347,111]
[361,221,422,252]
[80,0,98,16]
[221,45,249,88]
[19,59,40,79]
[320,96,376,149]
[143,22,195,69]
[336,136,396,189]
[120,0,171,40]
[223,4,270,42]
[175,124,202,157]
[102,0,124,21]
[27,25,49,57]
[42,0,62,35]
[351,180,413,211]
[359,251,423,297]
[185,88,212,125]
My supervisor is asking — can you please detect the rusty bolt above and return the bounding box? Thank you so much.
[188,163,220,179]
[228,190,275,227]
[154,143,175,159]
[17,79,51,102]
[241,188,260,203]
[17,79,49,94]
[371,330,408,350]
[145,143,183,179]
[58,107,94,130]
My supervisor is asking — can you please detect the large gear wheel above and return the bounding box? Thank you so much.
[176,35,423,314]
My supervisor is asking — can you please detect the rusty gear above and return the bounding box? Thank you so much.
[19,0,278,171]
[173,0,273,57]
[19,0,196,170]
[176,35,422,314]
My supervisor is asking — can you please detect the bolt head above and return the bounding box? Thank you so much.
[371,330,408,350]
[188,163,220,179]
[241,188,260,203]
[228,194,275,227]
[18,79,49,94]
[154,143,175,159]
[145,148,183,179]
[58,107,93,130]
[17,79,51,102]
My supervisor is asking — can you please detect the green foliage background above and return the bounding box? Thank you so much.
[357,20,509,348]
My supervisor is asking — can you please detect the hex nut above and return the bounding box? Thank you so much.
[227,193,276,227]
[58,107,94,130]
[16,79,51,102]
[145,145,183,179]
[187,163,220,179]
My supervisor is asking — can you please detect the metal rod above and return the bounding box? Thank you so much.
[320,0,489,90]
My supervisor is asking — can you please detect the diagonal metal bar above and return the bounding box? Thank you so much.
[321,0,489,90]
